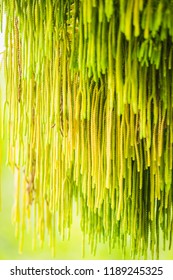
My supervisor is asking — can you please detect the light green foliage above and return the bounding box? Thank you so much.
[0,0,173,259]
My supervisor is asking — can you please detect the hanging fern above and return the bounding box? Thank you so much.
[0,0,173,259]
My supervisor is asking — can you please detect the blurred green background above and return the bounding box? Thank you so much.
[0,29,173,261]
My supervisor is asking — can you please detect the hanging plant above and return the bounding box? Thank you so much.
[0,0,173,259]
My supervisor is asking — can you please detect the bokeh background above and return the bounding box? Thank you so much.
[0,20,173,260]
